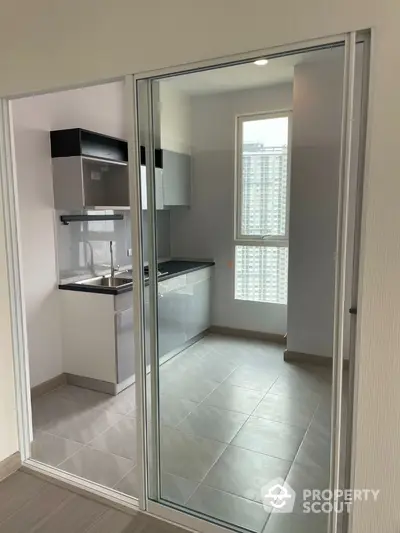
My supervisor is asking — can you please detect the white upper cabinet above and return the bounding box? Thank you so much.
[140,151,191,210]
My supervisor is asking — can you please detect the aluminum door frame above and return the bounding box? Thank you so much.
[127,30,370,533]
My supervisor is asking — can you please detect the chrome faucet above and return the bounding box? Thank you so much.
[109,240,115,279]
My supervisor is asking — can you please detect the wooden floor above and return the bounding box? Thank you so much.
[0,471,186,533]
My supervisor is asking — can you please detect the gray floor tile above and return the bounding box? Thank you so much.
[159,395,198,427]
[31,430,83,466]
[85,508,137,533]
[34,493,108,533]
[0,483,71,533]
[50,385,112,410]
[269,374,324,404]
[135,514,189,533]
[177,404,248,443]
[89,416,137,461]
[187,484,269,532]
[43,406,123,444]
[161,353,237,384]
[263,511,328,533]
[32,394,81,430]
[294,425,331,470]
[102,385,137,416]
[226,365,278,392]
[203,383,265,414]
[161,473,199,506]
[160,375,220,403]
[253,393,317,429]
[183,356,238,383]
[284,462,330,514]
[231,417,305,461]
[59,446,134,488]
[114,467,198,505]
[160,426,226,482]
[313,403,332,430]
[0,472,46,522]
[114,466,139,497]
[203,445,291,503]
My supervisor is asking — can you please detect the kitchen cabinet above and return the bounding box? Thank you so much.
[53,156,129,210]
[158,276,187,357]
[115,305,135,383]
[162,150,191,207]
[157,267,212,358]
[60,289,136,394]
[59,265,213,393]
[51,128,190,210]
[51,128,130,210]
[140,150,191,210]
[140,166,165,211]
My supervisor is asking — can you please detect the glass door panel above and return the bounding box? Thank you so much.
[135,36,368,533]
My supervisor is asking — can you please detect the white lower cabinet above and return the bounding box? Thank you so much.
[60,266,213,392]
[60,289,135,391]
[157,267,212,359]
[115,305,135,383]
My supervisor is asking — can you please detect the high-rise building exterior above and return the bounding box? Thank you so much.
[235,142,288,304]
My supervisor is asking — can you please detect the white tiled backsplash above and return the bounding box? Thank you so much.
[56,210,171,280]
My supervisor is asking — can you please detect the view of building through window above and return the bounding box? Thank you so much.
[235,115,289,304]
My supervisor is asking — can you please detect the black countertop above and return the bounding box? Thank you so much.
[58,260,215,295]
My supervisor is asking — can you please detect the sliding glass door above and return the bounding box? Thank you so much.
[129,31,370,533]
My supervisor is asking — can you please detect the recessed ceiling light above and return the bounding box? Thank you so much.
[254,59,269,66]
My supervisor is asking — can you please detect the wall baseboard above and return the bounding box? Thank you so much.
[0,452,21,482]
[66,374,116,395]
[209,326,286,345]
[284,349,349,369]
[30,373,67,399]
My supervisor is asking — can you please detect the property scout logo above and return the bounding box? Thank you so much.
[261,478,380,514]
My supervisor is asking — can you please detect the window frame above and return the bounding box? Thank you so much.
[234,110,292,248]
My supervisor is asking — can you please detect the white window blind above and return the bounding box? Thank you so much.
[235,113,290,304]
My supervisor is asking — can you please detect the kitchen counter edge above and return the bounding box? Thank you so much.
[58,261,215,296]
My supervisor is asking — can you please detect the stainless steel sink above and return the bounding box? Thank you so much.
[76,276,132,288]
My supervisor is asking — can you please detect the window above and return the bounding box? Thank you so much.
[235,113,290,304]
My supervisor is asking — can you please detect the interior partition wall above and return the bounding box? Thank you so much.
[127,31,370,533]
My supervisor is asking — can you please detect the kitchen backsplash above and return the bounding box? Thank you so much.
[56,209,171,279]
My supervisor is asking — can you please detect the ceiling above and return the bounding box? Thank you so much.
[162,48,340,95]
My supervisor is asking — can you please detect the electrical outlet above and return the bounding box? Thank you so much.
[127,248,132,257]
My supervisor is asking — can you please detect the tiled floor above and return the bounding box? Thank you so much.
[0,471,187,532]
[31,334,336,533]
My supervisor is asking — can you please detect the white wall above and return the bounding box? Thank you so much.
[287,49,363,359]
[0,208,18,462]
[0,4,400,531]
[159,83,192,154]
[170,84,293,335]
[12,105,63,388]
[11,82,127,388]
[26,82,127,138]
[287,53,344,357]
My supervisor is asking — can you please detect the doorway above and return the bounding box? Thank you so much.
[0,30,370,533]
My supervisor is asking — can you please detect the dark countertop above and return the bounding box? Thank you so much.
[58,259,215,295]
